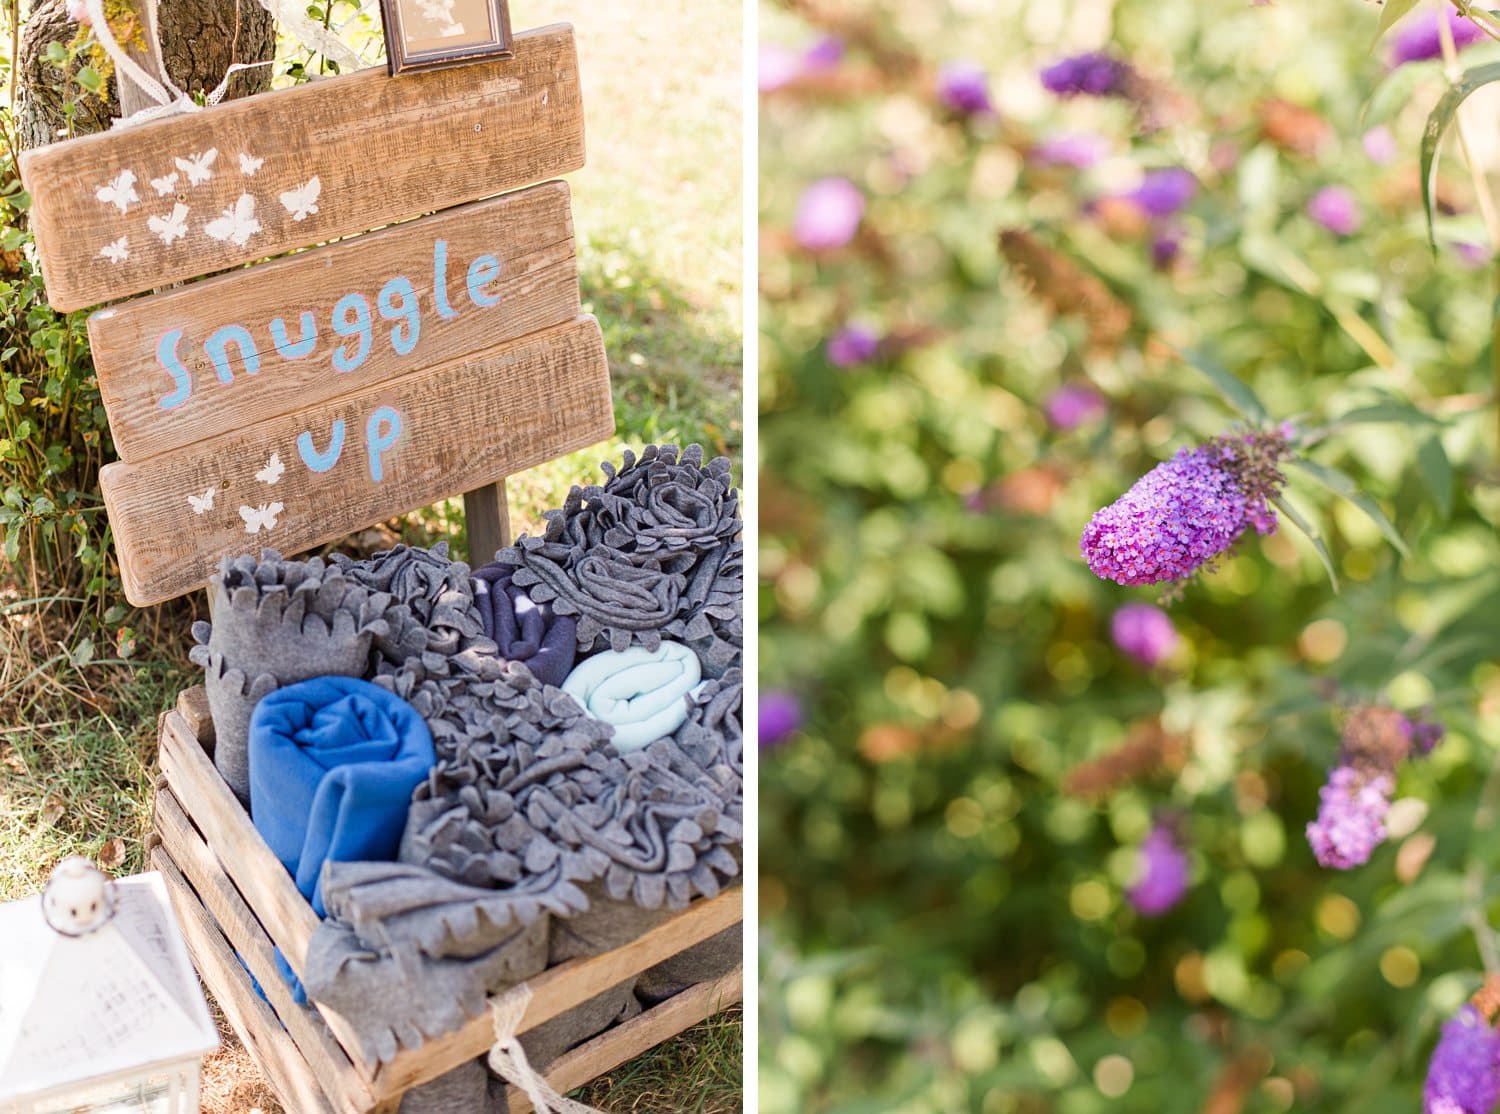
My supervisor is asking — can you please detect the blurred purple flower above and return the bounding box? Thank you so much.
[1111,603,1179,668]
[1081,433,1287,587]
[1363,125,1398,165]
[1404,713,1446,757]
[1031,131,1110,168]
[1124,168,1197,219]
[1424,1004,1500,1114]
[936,61,995,117]
[1307,186,1362,236]
[1453,241,1492,268]
[827,324,880,367]
[1128,824,1189,916]
[1045,383,1106,429]
[794,177,865,252]
[802,35,845,71]
[760,691,803,749]
[1307,764,1393,869]
[759,44,801,93]
[1151,227,1184,270]
[1040,51,1136,98]
[1391,9,1485,66]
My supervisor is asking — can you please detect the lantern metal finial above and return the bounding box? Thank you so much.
[40,856,118,937]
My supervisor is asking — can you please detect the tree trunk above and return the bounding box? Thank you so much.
[15,0,275,150]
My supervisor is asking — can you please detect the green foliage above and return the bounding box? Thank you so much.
[760,0,1500,1109]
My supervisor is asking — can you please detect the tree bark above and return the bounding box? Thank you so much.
[15,0,275,150]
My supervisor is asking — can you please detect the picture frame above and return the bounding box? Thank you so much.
[380,0,513,76]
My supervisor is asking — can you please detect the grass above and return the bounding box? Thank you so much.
[0,0,742,1108]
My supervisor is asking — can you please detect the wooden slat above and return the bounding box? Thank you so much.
[153,849,338,1114]
[464,480,511,565]
[154,788,375,1106]
[102,314,613,605]
[371,888,744,1099]
[20,24,584,311]
[157,709,321,966]
[89,184,579,462]
[176,685,214,747]
[508,967,744,1114]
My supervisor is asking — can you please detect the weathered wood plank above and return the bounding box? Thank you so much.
[154,789,376,1108]
[507,967,744,1114]
[101,314,612,605]
[90,184,578,462]
[464,480,511,565]
[153,849,338,1114]
[157,710,321,966]
[175,685,214,747]
[20,24,584,311]
[371,888,745,1099]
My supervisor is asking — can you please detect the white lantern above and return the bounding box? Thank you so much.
[0,861,218,1114]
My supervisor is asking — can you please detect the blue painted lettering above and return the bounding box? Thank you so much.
[270,311,318,359]
[466,254,501,307]
[204,325,259,385]
[156,329,192,409]
[331,293,372,373]
[377,277,422,356]
[365,406,402,482]
[297,420,346,472]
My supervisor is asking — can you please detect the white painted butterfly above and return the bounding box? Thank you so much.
[279,176,322,222]
[187,488,216,515]
[94,170,138,213]
[175,148,219,186]
[239,502,284,534]
[98,237,129,264]
[148,203,190,246]
[255,452,285,486]
[150,172,179,197]
[239,153,265,176]
[205,194,262,248]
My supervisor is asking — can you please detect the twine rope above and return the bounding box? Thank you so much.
[487,984,606,1114]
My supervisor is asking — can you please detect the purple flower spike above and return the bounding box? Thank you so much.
[937,61,995,117]
[1425,1005,1500,1114]
[802,35,845,72]
[1128,824,1189,916]
[794,177,865,252]
[1045,383,1106,429]
[1307,186,1362,236]
[1111,603,1179,668]
[1031,131,1110,169]
[1404,712,1447,757]
[1391,9,1485,67]
[1125,168,1197,219]
[1306,765,1393,869]
[827,324,880,368]
[1040,51,1136,98]
[1081,434,1287,587]
[1151,227,1185,270]
[759,691,804,749]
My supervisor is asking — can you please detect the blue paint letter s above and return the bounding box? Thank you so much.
[365,406,401,482]
[156,329,192,410]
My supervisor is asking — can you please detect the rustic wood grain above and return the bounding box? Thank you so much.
[370,887,745,1099]
[154,850,338,1114]
[154,788,376,1108]
[464,480,511,565]
[102,314,613,605]
[507,967,744,1114]
[175,684,213,747]
[157,709,321,966]
[20,24,584,311]
[89,184,578,462]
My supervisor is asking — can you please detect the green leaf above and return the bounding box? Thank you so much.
[1417,435,1454,519]
[1288,457,1411,559]
[44,41,68,66]
[74,65,102,94]
[1329,400,1442,427]
[1375,0,1421,43]
[1421,62,1500,249]
[1270,493,1339,591]
[1180,348,1271,424]
[1362,62,1425,129]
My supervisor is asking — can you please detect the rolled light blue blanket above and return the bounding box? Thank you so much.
[560,642,707,753]
[248,676,435,918]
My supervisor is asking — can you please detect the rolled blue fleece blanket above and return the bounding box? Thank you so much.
[561,642,706,752]
[249,676,435,917]
[470,562,576,687]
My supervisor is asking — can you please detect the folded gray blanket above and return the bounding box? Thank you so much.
[498,445,742,677]
[189,551,391,806]
[331,542,490,665]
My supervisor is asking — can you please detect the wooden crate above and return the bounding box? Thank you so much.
[149,687,743,1114]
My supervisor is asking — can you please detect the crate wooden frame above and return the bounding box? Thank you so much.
[149,687,744,1113]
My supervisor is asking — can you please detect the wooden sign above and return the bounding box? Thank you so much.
[19,23,584,311]
[100,315,612,605]
[89,183,579,462]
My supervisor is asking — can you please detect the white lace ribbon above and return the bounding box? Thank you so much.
[487,984,605,1114]
[84,0,362,128]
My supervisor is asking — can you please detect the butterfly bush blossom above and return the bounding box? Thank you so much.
[1127,822,1189,916]
[1307,705,1438,869]
[1425,1002,1500,1114]
[1040,51,1137,98]
[1081,430,1288,588]
[936,61,995,116]
[794,177,865,252]
[1111,602,1179,667]
[827,325,880,368]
